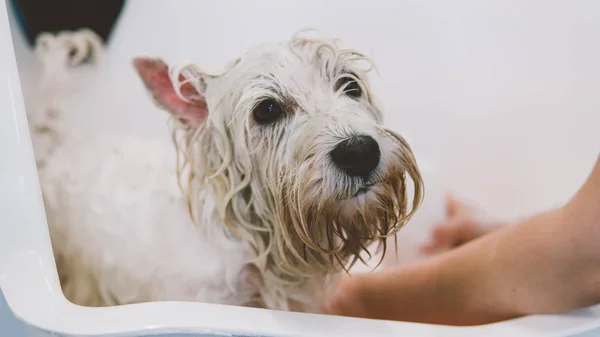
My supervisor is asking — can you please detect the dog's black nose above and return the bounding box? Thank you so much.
[330,135,380,178]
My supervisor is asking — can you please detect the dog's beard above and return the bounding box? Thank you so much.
[171,114,422,309]
[271,128,423,280]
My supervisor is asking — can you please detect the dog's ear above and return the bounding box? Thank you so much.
[133,57,207,127]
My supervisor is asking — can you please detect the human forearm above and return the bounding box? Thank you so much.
[435,208,579,322]
[455,155,600,318]
[326,155,600,324]
[337,205,598,325]
[354,212,562,325]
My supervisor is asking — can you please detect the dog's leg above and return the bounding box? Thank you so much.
[28,29,107,306]
[28,29,104,167]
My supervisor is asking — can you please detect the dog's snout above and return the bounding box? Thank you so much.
[330,135,380,178]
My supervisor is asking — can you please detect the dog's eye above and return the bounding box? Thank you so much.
[336,75,362,98]
[253,99,284,124]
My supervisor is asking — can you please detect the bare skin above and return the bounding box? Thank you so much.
[324,155,600,326]
[420,195,508,255]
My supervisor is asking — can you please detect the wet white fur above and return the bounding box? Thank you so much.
[30,29,431,313]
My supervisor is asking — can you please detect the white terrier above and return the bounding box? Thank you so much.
[29,29,425,313]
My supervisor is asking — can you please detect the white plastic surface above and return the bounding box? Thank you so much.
[2,0,600,336]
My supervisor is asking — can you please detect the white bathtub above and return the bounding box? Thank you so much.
[2,0,600,336]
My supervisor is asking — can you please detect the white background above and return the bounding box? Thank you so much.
[10,0,600,220]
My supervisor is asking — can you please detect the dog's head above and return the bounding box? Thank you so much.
[133,31,423,287]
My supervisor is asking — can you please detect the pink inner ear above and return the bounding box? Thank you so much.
[133,57,207,127]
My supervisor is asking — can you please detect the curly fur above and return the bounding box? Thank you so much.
[31,29,423,312]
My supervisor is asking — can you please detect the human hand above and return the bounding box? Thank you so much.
[420,195,501,255]
[322,273,372,319]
